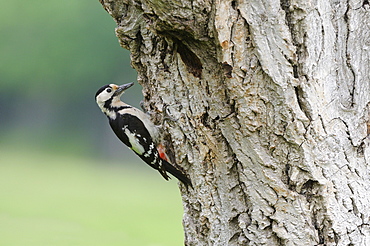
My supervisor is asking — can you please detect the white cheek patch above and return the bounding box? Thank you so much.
[124,128,145,155]
[97,92,111,103]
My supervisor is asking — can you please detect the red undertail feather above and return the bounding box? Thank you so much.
[157,143,169,162]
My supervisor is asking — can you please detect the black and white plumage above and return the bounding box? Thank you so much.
[95,82,191,186]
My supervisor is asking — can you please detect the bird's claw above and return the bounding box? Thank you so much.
[162,104,178,124]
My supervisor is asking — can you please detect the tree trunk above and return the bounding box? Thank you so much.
[99,0,370,245]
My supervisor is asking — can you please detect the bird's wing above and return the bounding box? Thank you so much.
[109,113,161,170]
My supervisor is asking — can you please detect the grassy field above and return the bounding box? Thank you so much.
[0,146,184,246]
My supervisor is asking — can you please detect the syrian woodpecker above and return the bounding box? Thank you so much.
[95,82,191,186]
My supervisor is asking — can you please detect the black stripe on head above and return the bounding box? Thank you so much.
[104,97,113,109]
[95,84,111,99]
[116,105,132,111]
[104,102,132,111]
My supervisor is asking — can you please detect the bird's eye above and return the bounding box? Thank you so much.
[106,88,112,93]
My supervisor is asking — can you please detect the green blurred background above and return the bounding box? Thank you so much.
[0,0,184,245]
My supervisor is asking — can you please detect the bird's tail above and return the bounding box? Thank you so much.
[161,160,192,187]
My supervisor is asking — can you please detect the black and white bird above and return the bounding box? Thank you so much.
[95,82,191,186]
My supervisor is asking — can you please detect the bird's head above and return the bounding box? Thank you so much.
[95,82,134,113]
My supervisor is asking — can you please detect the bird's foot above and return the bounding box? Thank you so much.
[162,103,178,125]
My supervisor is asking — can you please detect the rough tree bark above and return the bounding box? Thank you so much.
[99,0,370,245]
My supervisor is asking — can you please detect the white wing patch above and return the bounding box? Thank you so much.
[119,107,159,141]
[124,127,145,155]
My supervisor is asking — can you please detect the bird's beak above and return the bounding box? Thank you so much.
[114,82,134,96]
